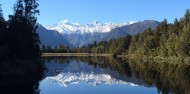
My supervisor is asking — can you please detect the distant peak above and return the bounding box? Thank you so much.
[60,20,69,24]
[143,20,157,23]
[128,21,138,24]
[93,21,101,24]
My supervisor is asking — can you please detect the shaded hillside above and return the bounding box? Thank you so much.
[102,20,160,41]
[37,24,73,47]
[64,20,160,47]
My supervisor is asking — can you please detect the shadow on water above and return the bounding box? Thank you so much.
[0,59,45,94]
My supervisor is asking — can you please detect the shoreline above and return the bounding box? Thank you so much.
[41,53,112,57]
[41,53,190,64]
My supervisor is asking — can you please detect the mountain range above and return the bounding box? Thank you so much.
[45,20,138,34]
[37,20,160,47]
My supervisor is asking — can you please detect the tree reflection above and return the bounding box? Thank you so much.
[128,59,190,94]
[0,59,45,94]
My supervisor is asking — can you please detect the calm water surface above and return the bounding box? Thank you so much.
[39,57,190,94]
[1,57,189,94]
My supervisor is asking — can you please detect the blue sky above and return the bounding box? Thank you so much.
[1,0,190,25]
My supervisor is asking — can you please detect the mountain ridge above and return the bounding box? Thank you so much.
[45,20,138,34]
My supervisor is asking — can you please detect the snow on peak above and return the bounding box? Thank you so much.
[45,72,139,87]
[129,21,138,24]
[60,20,69,24]
[45,20,138,34]
[93,20,101,25]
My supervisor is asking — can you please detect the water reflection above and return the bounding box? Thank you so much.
[44,57,145,87]
[1,57,189,94]
[128,59,190,94]
[40,57,190,94]
[40,57,153,94]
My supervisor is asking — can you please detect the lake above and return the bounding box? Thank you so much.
[0,56,190,94]
[39,57,190,94]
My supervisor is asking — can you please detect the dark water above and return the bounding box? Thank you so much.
[0,59,44,94]
[0,57,190,94]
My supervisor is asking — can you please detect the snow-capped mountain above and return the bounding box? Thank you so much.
[45,72,139,87]
[45,20,138,34]
[37,20,159,47]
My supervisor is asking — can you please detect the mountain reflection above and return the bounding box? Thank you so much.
[43,57,146,87]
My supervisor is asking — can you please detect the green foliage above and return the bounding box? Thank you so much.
[129,9,190,58]
[109,35,131,56]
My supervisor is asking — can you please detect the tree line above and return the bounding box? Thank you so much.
[41,35,131,56]
[0,0,40,59]
[74,35,131,56]
[41,45,75,53]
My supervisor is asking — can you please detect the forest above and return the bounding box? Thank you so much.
[129,9,190,57]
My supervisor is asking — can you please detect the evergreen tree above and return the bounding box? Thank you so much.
[93,41,97,47]
[184,9,190,27]
[41,45,46,52]
[0,4,6,43]
[7,0,40,58]
[0,4,9,58]
[23,0,41,57]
